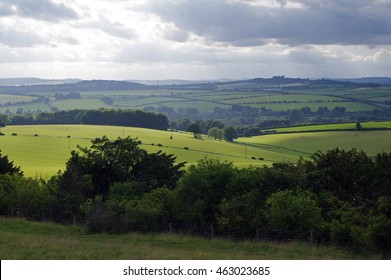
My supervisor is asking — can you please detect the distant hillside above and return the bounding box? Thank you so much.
[337,77,391,85]
[0,80,153,94]
[128,79,232,86]
[0,78,81,86]
[0,76,388,95]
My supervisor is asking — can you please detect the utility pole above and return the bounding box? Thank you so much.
[67,135,71,151]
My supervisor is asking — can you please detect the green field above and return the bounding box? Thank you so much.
[1,123,391,178]
[2,85,391,114]
[274,121,391,132]
[0,125,275,178]
[0,218,372,259]
[238,130,391,159]
[0,94,37,104]
[51,98,107,110]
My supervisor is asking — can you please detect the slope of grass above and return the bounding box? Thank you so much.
[2,123,391,178]
[238,130,391,159]
[0,125,275,178]
[274,121,391,133]
[0,218,374,260]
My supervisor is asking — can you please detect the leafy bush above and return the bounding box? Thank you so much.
[83,196,125,234]
[367,215,391,253]
[266,189,322,240]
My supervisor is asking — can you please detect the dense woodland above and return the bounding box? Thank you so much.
[2,109,169,130]
[0,137,390,255]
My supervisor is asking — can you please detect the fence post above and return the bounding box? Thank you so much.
[309,230,314,244]
[210,224,214,239]
[169,222,172,234]
[256,228,260,243]
[72,215,76,226]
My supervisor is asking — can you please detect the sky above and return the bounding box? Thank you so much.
[0,0,390,80]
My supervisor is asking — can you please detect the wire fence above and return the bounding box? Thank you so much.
[144,222,321,244]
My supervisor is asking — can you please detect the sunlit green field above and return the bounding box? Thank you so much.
[0,125,274,178]
[0,94,37,104]
[3,86,391,114]
[1,123,391,178]
[238,130,391,158]
[274,121,391,132]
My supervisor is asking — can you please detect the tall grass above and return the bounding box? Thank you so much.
[0,218,378,260]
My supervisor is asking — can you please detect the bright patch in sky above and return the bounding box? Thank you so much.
[0,0,390,80]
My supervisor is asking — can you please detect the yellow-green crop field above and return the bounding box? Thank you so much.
[1,124,391,178]
[0,125,274,178]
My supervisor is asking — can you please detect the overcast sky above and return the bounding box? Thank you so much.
[0,0,390,80]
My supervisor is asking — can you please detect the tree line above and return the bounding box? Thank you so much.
[0,139,390,255]
[3,109,169,130]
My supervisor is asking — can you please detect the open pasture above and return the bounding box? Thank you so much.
[274,121,391,133]
[51,98,107,110]
[2,86,391,113]
[0,94,38,104]
[0,102,50,114]
[222,94,344,104]
[0,125,276,178]
[345,88,391,99]
[238,130,391,159]
[1,123,391,178]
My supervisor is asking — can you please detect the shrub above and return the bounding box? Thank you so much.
[266,189,322,240]
[367,215,391,253]
[327,203,368,249]
[83,196,125,234]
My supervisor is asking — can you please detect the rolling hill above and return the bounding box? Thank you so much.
[1,123,391,178]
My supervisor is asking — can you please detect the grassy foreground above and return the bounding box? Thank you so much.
[0,218,378,260]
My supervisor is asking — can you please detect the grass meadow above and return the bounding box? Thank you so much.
[274,121,391,132]
[0,125,274,178]
[3,86,391,114]
[1,123,391,178]
[238,130,391,158]
[0,218,375,260]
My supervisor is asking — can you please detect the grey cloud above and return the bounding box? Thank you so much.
[0,0,79,22]
[75,15,137,41]
[95,15,137,40]
[115,43,212,63]
[143,0,391,46]
[0,28,45,47]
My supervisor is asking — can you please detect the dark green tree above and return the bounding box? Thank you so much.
[224,126,237,141]
[304,148,374,206]
[0,150,23,176]
[207,127,224,140]
[266,189,322,239]
[174,158,237,228]
[187,123,202,138]
[131,150,185,191]
[289,109,304,125]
